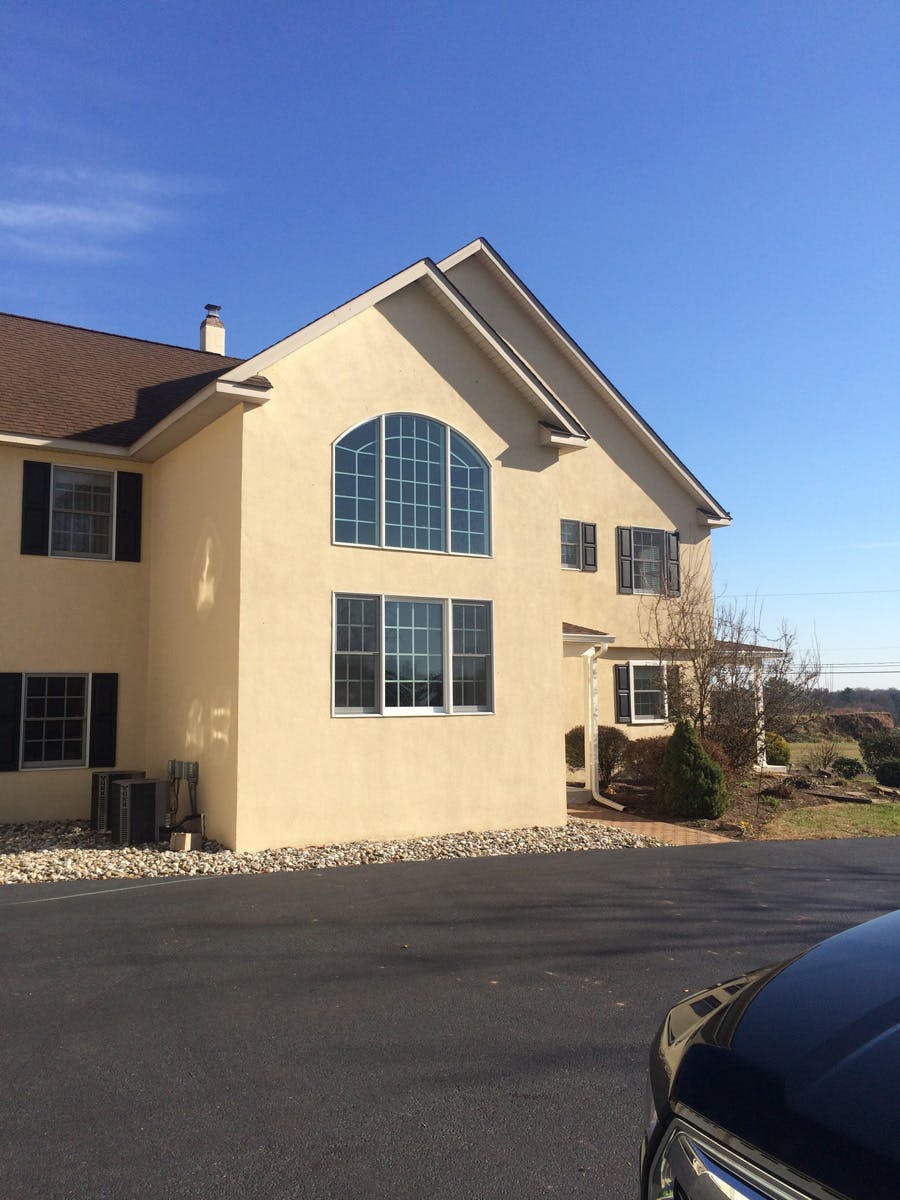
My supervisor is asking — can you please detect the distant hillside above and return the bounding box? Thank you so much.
[818,687,900,728]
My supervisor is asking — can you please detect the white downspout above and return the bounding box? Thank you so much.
[584,647,625,812]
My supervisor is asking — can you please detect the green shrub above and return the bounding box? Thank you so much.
[622,735,670,785]
[832,756,864,780]
[874,759,900,787]
[859,730,900,773]
[656,721,729,820]
[765,732,791,766]
[597,726,629,789]
[565,726,585,771]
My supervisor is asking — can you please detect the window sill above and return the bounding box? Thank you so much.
[333,540,492,560]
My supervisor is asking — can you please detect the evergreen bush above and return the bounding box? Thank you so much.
[874,759,900,787]
[656,721,729,819]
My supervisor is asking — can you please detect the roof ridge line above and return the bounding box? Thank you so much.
[0,310,243,363]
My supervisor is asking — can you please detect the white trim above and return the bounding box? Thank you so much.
[438,238,731,522]
[332,413,493,558]
[0,432,131,459]
[221,259,586,438]
[563,632,615,647]
[628,660,668,724]
[332,592,494,717]
[48,464,115,560]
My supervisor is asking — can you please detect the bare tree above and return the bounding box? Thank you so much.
[639,561,822,768]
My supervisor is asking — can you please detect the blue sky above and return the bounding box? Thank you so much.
[2,1,898,689]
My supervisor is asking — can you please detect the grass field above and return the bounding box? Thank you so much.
[766,802,900,840]
[784,740,860,768]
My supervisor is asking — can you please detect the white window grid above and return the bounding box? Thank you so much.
[49,465,116,560]
[332,594,494,717]
[632,528,665,594]
[332,415,491,557]
[629,661,667,723]
[560,519,581,569]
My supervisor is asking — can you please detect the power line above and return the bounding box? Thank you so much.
[726,588,900,599]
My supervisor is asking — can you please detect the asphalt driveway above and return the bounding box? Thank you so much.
[3,838,900,1200]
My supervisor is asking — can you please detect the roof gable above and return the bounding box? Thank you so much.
[438,239,730,521]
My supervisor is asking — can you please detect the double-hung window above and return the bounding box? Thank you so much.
[560,520,597,571]
[20,461,143,561]
[0,672,119,771]
[334,415,490,555]
[614,662,667,723]
[617,526,680,595]
[333,594,493,715]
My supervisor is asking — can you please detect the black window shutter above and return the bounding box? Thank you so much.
[0,674,22,771]
[614,664,631,723]
[21,461,51,556]
[89,674,118,768]
[115,472,143,562]
[581,522,597,572]
[666,531,680,596]
[617,527,633,592]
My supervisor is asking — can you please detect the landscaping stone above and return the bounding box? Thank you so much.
[0,818,664,886]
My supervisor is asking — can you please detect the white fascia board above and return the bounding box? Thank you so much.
[563,633,616,647]
[129,377,270,462]
[699,509,733,528]
[540,427,588,450]
[439,239,731,522]
[217,256,587,439]
[0,432,131,459]
[216,261,434,382]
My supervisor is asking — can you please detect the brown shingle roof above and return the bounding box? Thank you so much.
[0,312,245,447]
[563,621,610,637]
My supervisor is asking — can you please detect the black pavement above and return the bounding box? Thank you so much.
[2,838,899,1200]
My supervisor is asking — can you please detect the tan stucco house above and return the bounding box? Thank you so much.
[0,238,730,850]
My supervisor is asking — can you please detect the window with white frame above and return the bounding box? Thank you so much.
[333,594,493,715]
[51,466,114,558]
[616,526,680,595]
[333,415,491,555]
[614,661,667,723]
[21,673,89,766]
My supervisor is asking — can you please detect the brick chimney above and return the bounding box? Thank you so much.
[200,303,225,354]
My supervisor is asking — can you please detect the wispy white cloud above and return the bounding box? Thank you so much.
[3,233,124,263]
[0,200,164,236]
[0,163,211,262]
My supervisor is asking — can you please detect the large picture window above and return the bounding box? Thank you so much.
[334,416,490,556]
[333,594,493,715]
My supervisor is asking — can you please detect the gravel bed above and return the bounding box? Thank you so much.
[0,818,664,886]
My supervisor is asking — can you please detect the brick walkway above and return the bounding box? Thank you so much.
[567,790,731,845]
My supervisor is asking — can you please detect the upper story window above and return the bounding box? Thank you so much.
[560,520,597,571]
[617,526,680,595]
[52,467,113,558]
[20,461,143,562]
[334,415,490,556]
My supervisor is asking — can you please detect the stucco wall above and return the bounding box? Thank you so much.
[0,446,149,821]
[144,409,243,848]
[234,286,566,852]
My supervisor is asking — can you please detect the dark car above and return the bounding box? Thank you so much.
[640,909,900,1200]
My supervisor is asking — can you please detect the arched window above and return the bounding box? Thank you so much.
[334,415,490,555]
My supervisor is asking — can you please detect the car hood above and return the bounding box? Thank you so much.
[654,909,900,1199]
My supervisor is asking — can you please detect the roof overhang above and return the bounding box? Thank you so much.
[219,258,589,442]
[0,375,272,463]
[439,238,732,523]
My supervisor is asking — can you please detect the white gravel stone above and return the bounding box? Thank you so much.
[0,818,665,887]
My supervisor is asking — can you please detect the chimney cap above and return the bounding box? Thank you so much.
[204,303,222,319]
